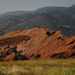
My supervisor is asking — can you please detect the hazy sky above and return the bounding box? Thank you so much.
[0,0,74,14]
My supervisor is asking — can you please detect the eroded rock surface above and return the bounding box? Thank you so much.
[0,27,75,61]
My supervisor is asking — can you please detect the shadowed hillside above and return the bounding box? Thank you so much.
[0,5,74,35]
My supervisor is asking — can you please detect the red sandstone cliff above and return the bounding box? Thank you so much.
[0,27,75,61]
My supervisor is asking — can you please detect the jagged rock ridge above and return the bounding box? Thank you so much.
[0,27,75,61]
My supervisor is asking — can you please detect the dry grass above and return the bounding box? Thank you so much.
[0,59,75,75]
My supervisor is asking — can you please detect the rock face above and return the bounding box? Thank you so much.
[0,27,75,61]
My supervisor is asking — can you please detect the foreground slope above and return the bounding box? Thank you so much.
[0,60,75,75]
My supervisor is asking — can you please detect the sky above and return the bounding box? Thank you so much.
[0,0,74,14]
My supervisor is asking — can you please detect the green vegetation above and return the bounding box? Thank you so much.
[0,59,75,75]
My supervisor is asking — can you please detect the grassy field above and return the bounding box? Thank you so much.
[0,59,75,75]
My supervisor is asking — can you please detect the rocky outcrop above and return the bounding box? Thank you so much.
[0,27,75,61]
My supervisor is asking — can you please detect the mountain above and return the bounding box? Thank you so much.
[0,27,75,61]
[0,5,74,35]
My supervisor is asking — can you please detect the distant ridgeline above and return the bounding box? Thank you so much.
[0,27,75,61]
[0,5,74,35]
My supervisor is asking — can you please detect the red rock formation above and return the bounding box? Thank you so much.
[0,27,75,61]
